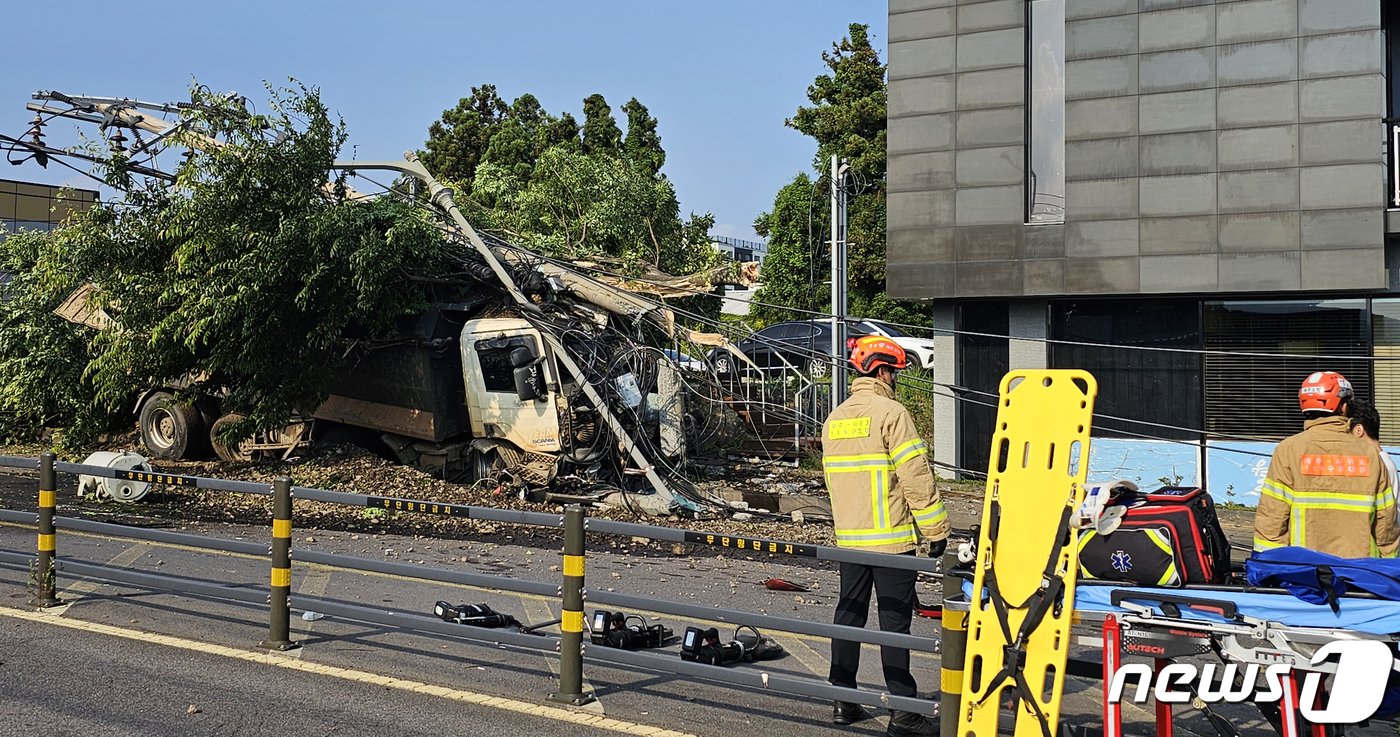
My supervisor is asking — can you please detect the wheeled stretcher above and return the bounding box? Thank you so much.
[1079,583,1400,737]
[955,578,1400,736]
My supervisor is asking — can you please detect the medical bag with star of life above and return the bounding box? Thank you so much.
[1073,482,1232,586]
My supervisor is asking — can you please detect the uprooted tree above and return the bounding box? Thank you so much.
[0,85,453,448]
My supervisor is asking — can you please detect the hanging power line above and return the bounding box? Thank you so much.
[521,252,1400,364]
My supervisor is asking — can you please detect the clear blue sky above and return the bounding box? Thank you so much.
[1,1,887,241]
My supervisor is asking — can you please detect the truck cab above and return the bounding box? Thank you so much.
[460,317,564,462]
[136,308,576,485]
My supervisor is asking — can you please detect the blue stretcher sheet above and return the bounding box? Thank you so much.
[960,581,1400,635]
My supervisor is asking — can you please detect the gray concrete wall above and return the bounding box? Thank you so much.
[887,0,1387,300]
[1008,300,1049,368]
[930,304,959,479]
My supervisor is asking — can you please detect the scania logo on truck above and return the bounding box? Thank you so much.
[1108,640,1392,723]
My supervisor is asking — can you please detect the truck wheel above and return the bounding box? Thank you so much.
[138,392,205,460]
[210,414,255,463]
[472,448,502,483]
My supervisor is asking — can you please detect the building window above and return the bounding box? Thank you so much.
[958,302,1009,476]
[1204,300,1370,441]
[1374,299,1400,444]
[1050,300,1202,441]
[1026,0,1066,224]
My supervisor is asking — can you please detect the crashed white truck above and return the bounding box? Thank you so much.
[30,90,756,511]
[102,246,747,502]
[133,310,605,480]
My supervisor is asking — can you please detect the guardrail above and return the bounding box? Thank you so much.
[0,452,939,716]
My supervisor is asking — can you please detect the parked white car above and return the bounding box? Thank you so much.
[661,348,708,373]
[855,320,936,370]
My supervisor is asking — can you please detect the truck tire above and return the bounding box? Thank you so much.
[210,414,255,463]
[138,392,205,460]
[472,448,502,484]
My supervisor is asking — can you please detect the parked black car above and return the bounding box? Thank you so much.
[710,320,875,378]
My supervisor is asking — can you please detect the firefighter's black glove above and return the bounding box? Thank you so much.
[927,538,947,558]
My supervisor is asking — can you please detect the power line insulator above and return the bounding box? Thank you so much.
[28,112,44,147]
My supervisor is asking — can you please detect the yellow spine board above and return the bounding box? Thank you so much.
[958,370,1096,737]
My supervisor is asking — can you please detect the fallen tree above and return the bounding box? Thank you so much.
[0,83,766,515]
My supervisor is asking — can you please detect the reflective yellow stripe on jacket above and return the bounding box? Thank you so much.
[824,443,944,548]
[825,451,907,547]
[1254,478,1400,557]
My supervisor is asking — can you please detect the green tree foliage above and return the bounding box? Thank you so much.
[546,112,582,151]
[0,229,100,445]
[580,94,623,155]
[751,175,825,325]
[420,84,509,185]
[0,84,451,447]
[622,98,665,178]
[427,87,721,322]
[752,23,926,327]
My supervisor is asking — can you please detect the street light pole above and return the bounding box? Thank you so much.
[830,155,850,406]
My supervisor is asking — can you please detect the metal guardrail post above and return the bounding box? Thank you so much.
[549,505,595,705]
[31,451,61,608]
[260,476,298,650]
[938,548,968,737]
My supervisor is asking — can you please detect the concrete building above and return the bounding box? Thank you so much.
[887,0,1399,492]
[713,235,768,316]
[0,178,97,236]
[0,178,99,303]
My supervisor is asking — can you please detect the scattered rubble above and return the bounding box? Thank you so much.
[0,434,986,552]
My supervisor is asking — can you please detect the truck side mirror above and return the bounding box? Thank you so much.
[510,345,545,401]
[513,366,542,402]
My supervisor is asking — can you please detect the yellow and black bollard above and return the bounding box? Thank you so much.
[261,476,298,651]
[549,505,595,705]
[31,451,61,608]
[939,548,969,737]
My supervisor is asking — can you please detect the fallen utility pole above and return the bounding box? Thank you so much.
[331,153,695,513]
[17,89,697,513]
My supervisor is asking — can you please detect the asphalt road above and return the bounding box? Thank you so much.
[0,616,625,737]
[0,469,1392,737]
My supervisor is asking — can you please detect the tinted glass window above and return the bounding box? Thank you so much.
[475,336,540,394]
[759,324,794,340]
[1204,300,1369,440]
[1027,0,1066,224]
[1375,298,1400,444]
[959,303,1009,476]
[1051,300,1202,441]
[858,320,909,338]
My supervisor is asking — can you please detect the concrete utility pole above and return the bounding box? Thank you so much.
[332,154,696,513]
[830,155,851,406]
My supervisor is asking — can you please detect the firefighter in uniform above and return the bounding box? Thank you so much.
[1254,371,1399,558]
[822,336,949,737]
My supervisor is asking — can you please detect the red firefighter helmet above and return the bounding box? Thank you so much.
[1298,371,1353,414]
[850,336,908,375]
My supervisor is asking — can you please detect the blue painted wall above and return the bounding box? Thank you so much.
[1086,437,1400,508]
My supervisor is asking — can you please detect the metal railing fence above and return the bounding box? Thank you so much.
[0,452,938,716]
